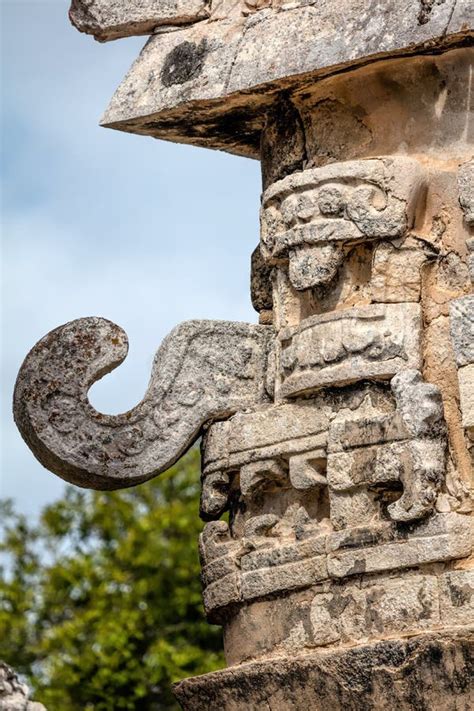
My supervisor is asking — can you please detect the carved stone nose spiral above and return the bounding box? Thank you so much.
[13,317,272,489]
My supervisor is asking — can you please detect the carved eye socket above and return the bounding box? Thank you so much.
[317,185,345,216]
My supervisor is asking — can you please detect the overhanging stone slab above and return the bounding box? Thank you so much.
[100,0,473,155]
[69,0,210,42]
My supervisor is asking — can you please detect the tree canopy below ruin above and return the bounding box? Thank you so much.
[0,448,224,710]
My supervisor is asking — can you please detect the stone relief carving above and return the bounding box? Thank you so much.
[261,158,426,290]
[198,369,461,623]
[278,303,422,397]
[13,317,272,489]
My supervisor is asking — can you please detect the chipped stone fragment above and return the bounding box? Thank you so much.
[0,662,46,711]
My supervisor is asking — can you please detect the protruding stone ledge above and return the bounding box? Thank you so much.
[69,0,210,42]
[98,4,473,154]
[173,628,474,710]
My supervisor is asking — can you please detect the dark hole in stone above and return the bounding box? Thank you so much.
[161,39,208,88]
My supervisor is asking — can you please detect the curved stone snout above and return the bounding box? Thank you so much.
[13,317,272,490]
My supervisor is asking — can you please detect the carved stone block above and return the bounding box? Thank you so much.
[174,630,474,710]
[327,513,472,579]
[239,536,326,572]
[279,303,422,396]
[202,401,330,476]
[371,239,429,303]
[261,158,425,290]
[202,572,241,613]
[100,4,473,157]
[241,556,327,601]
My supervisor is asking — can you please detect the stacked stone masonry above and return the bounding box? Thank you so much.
[12,1,474,708]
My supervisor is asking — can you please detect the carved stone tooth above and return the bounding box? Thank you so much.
[239,459,287,497]
[199,520,236,566]
[289,452,327,491]
[243,514,280,538]
[200,470,231,521]
[288,243,345,291]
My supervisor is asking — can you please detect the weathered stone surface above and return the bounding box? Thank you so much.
[467,237,474,284]
[450,295,474,367]
[458,159,474,225]
[70,0,209,42]
[202,572,241,613]
[279,303,422,396]
[328,488,379,530]
[200,469,230,520]
[0,662,46,711]
[250,245,273,314]
[13,318,272,489]
[390,369,447,438]
[100,4,473,153]
[174,629,474,710]
[241,556,327,601]
[439,569,474,627]
[327,513,472,578]
[458,364,474,436]
[202,400,330,473]
[371,239,430,303]
[240,536,326,572]
[310,574,440,646]
[199,520,238,564]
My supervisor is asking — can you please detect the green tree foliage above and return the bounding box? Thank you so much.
[0,449,225,710]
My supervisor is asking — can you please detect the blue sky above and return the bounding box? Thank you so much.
[1,1,261,515]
